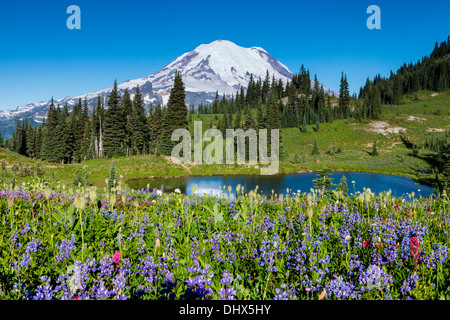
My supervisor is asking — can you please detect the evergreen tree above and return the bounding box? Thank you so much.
[443,160,450,193]
[212,91,220,113]
[34,126,42,159]
[261,70,271,104]
[392,76,403,105]
[41,98,59,162]
[240,86,246,108]
[313,117,319,132]
[108,162,118,190]
[371,139,378,156]
[157,71,187,155]
[312,169,336,197]
[168,71,188,129]
[233,110,242,129]
[256,103,265,129]
[282,84,299,127]
[339,72,350,118]
[311,136,319,155]
[267,94,281,130]
[157,106,170,155]
[300,114,308,133]
[130,86,149,154]
[97,95,105,157]
[24,121,35,158]
[121,89,133,156]
[149,103,163,154]
[337,175,349,196]
[53,106,66,163]
[298,65,311,95]
[14,119,26,156]
[80,116,93,161]
[103,80,125,157]
[246,74,257,107]
[244,109,255,130]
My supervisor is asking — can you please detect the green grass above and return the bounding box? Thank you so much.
[1,90,449,189]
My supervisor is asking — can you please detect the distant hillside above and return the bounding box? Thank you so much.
[0,118,41,141]
[360,36,450,104]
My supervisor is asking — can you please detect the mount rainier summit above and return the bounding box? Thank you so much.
[0,40,337,129]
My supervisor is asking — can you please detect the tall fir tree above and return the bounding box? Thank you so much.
[158,71,187,155]
[103,80,125,157]
[121,89,133,156]
[312,169,336,197]
[339,72,350,119]
[130,86,149,154]
[149,103,163,154]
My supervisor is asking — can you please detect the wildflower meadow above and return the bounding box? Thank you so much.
[0,180,449,300]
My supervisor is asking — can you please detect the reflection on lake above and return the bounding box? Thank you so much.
[126,171,436,198]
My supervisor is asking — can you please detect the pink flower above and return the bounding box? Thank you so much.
[113,251,121,265]
[376,243,382,249]
[363,241,369,248]
[410,237,420,267]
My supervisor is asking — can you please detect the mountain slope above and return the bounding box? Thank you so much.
[0,40,338,131]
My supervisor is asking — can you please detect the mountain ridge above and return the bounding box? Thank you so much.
[0,40,338,127]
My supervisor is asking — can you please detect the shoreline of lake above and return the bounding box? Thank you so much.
[125,167,430,189]
[125,170,437,198]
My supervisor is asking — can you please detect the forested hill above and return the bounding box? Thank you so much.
[360,36,450,105]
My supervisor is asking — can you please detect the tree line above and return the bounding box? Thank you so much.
[5,66,359,162]
[13,37,450,163]
[4,71,188,163]
[359,36,450,106]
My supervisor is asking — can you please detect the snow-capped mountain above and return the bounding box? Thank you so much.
[146,40,295,104]
[0,40,338,127]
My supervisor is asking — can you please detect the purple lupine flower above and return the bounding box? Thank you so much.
[10,230,19,247]
[112,270,127,290]
[32,276,54,300]
[25,238,42,254]
[184,260,214,300]
[400,273,420,294]
[274,283,296,300]
[93,279,110,299]
[19,253,31,268]
[56,234,76,261]
[359,264,393,292]
[218,270,236,300]
[20,222,32,235]
[433,243,448,264]
[99,256,114,277]
[326,275,355,299]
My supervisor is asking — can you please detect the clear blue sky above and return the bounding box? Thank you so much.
[0,0,449,110]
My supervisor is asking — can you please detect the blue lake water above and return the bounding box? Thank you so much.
[126,171,436,198]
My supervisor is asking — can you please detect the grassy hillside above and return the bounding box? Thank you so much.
[0,90,448,190]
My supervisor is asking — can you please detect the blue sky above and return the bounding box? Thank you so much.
[0,0,449,110]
